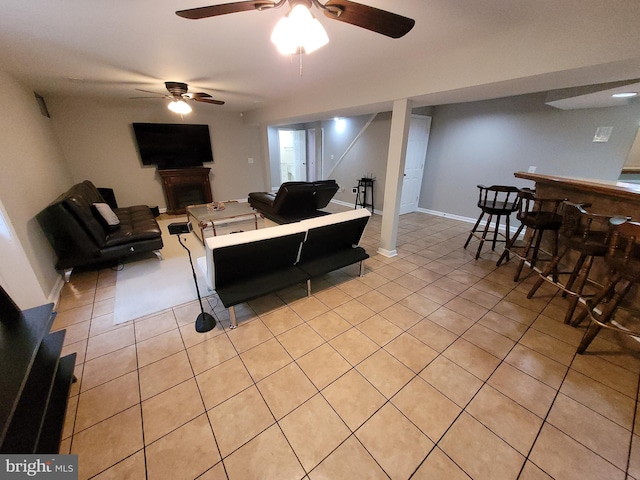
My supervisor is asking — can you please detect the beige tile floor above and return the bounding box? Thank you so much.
[53,210,640,480]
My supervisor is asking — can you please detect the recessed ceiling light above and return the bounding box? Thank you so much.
[612,92,638,98]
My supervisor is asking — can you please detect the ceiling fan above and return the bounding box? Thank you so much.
[176,0,415,40]
[131,81,225,114]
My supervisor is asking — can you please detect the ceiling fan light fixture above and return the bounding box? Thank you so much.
[168,99,192,114]
[271,4,329,55]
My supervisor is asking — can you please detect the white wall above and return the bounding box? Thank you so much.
[269,114,391,209]
[272,94,640,219]
[0,80,267,305]
[420,93,640,219]
[4,71,640,307]
[47,97,266,207]
[0,70,73,307]
[325,113,391,211]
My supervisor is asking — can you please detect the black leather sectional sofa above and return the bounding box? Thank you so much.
[248,180,339,224]
[203,209,371,327]
[37,180,163,280]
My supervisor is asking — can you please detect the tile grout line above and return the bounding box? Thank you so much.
[514,345,580,480]
[62,213,640,480]
[130,309,149,480]
[408,278,537,479]
[625,371,640,478]
[180,302,231,480]
[199,241,515,477]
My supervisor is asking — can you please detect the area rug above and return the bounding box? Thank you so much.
[113,218,209,324]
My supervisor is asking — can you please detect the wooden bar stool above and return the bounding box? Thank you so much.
[573,219,640,354]
[526,203,627,324]
[464,185,520,260]
[496,188,565,281]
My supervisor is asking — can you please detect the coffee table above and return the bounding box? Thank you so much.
[186,201,261,243]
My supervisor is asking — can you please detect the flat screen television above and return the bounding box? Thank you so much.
[132,123,213,169]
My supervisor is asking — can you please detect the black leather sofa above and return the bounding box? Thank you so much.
[204,209,371,328]
[248,180,339,224]
[37,180,163,280]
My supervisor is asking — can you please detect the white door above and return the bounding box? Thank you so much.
[400,115,431,215]
[278,130,295,182]
[307,129,317,181]
[278,129,307,182]
[293,130,307,181]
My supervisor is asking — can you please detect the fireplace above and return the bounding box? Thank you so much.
[158,167,213,215]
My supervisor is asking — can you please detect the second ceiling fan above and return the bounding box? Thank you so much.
[132,81,225,114]
[176,0,415,43]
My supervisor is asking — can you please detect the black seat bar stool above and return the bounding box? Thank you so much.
[464,185,520,260]
[526,202,628,324]
[573,219,640,354]
[496,188,565,282]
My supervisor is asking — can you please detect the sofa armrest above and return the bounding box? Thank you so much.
[248,191,276,208]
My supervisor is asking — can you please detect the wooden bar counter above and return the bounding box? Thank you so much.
[514,172,640,218]
[513,171,640,307]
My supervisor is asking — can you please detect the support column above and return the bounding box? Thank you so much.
[378,98,412,257]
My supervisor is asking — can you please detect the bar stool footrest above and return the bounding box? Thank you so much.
[503,245,555,265]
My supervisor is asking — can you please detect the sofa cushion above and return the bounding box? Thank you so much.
[92,203,120,232]
[248,180,339,224]
[312,180,340,209]
[205,222,307,289]
[214,241,308,307]
[298,209,371,271]
[298,247,369,278]
[271,182,314,213]
[103,206,162,248]
[61,180,109,247]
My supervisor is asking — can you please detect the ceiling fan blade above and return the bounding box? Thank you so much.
[186,92,213,99]
[323,0,415,39]
[134,88,164,95]
[194,97,226,105]
[176,1,277,19]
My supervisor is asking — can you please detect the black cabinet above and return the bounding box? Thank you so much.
[0,286,76,453]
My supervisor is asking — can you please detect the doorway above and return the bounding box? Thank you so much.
[307,128,317,182]
[400,115,431,215]
[0,200,47,308]
[279,129,307,182]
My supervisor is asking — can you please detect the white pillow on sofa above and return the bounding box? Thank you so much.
[92,202,120,231]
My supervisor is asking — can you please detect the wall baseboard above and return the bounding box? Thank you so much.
[377,247,397,258]
[48,274,65,310]
[416,207,520,236]
[329,202,521,237]
[416,207,477,224]
[330,199,378,214]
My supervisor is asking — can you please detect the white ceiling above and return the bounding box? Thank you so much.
[545,81,640,110]
[2,0,640,124]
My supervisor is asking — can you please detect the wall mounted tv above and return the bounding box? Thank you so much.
[132,123,213,169]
